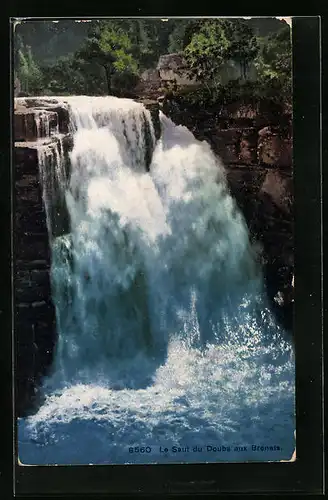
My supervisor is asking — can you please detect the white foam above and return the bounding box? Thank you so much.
[19,96,295,465]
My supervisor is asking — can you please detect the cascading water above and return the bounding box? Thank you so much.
[18,96,295,465]
[37,135,67,239]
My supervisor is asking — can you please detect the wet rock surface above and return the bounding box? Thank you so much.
[14,100,74,417]
[139,99,161,141]
[14,143,57,416]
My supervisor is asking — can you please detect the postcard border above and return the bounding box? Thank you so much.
[5,15,324,497]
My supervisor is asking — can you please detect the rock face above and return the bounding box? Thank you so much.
[139,99,161,141]
[157,53,199,87]
[258,126,292,167]
[14,100,74,417]
[15,140,57,417]
[162,96,294,333]
[141,68,161,83]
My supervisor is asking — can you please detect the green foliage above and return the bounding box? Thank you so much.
[41,54,107,95]
[139,19,177,67]
[17,45,43,94]
[169,77,289,113]
[120,19,162,69]
[114,20,153,69]
[184,20,229,82]
[223,19,259,78]
[168,20,193,53]
[181,20,204,49]
[184,19,259,84]
[98,23,138,74]
[41,56,83,95]
[14,21,89,65]
[255,26,292,102]
[13,18,291,106]
[181,19,291,108]
[74,20,145,93]
[111,71,140,94]
[73,19,184,93]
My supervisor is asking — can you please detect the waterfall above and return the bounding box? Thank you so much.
[37,136,67,239]
[18,96,295,465]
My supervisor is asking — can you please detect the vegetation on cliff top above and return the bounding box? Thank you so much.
[14,18,291,107]
[183,19,259,82]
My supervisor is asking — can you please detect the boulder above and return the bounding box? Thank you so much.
[157,53,198,86]
[157,53,188,72]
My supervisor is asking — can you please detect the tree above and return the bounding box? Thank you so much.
[223,19,259,79]
[17,45,43,95]
[76,20,138,94]
[113,19,155,70]
[168,19,195,53]
[255,26,292,98]
[262,26,291,76]
[181,19,204,49]
[41,56,85,95]
[26,46,44,92]
[17,49,29,93]
[115,18,179,69]
[15,20,89,66]
[183,20,230,83]
[183,19,259,84]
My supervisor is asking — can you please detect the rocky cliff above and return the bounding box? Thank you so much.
[14,98,77,416]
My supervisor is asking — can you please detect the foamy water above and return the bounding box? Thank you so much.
[17,97,295,465]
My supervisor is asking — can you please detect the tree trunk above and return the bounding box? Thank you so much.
[103,65,113,95]
[243,61,248,80]
[240,60,247,81]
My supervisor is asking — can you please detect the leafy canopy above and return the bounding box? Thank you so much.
[184,20,230,81]
[98,23,138,74]
[255,25,292,98]
[16,44,43,94]
[184,19,259,83]
[14,18,290,104]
